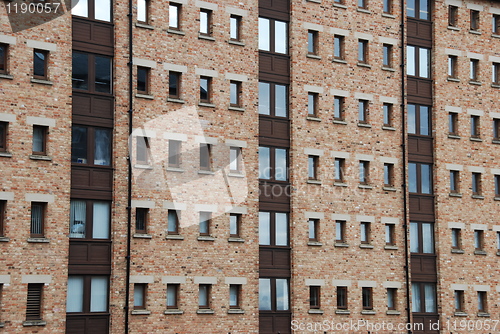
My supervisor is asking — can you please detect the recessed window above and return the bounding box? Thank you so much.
[72,52,112,94]
[309,286,320,309]
[411,283,436,313]
[135,208,148,234]
[359,160,370,184]
[477,291,487,313]
[32,125,48,156]
[448,6,458,27]
[407,104,431,136]
[0,200,5,237]
[470,59,479,81]
[229,284,241,309]
[136,136,150,165]
[137,0,149,24]
[362,287,373,310]
[383,103,393,127]
[454,290,464,312]
[496,231,500,250]
[134,284,147,310]
[406,46,430,78]
[230,15,242,41]
[230,81,241,107]
[72,126,112,166]
[336,286,348,309]
[470,10,480,31]
[169,3,181,30]
[30,202,46,238]
[334,158,345,182]
[407,0,430,20]
[333,35,345,60]
[495,175,500,197]
[229,213,241,238]
[449,170,460,193]
[307,30,318,55]
[358,100,369,124]
[493,119,500,140]
[383,44,393,68]
[470,115,480,138]
[360,222,371,244]
[307,92,318,117]
[69,200,111,240]
[199,9,212,36]
[410,222,435,254]
[199,211,211,236]
[200,143,212,171]
[387,288,397,310]
[358,40,369,64]
[0,44,7,74]
[166,284,179,309]
[33,50,48,80]
[258,17,288,54]
[137,66,149,94]
[168,71,181,99]
[258,146,288,181]
[308,155,319,180]
[358,0,367,10]
[335,220,346,243]
[492,63,500,84]
[0,122,6,153]
[167,210,179,235]
[198,284,211,309]
[448,55,457,79]
[494,14,500,34]
[168,140,181,168]
[200,76,211,103]
[408,162,432,194]
[71,0,112,21]
[258,82,288,117]
[229,146,241,173]
[259,278,289,311]
[383,0,392,14]
[451,228,461,249]
[384,163,394,187]
[385,224,395,245]
[334,96,345,121]
[474,230,484,251]
[26,283,43,321]
[259,212,288,246]
[308,219,319,242]
[448,112,458,135]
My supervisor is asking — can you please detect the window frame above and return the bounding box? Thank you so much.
[230,15,242,41]
[358,0,368,10]
[448,5,458,27]
[359,160,370,185]
[199,143,212,171]
[449,170,460,194]
[383,0,392,14]
[406,45,431,79]
[199,211,211,236]
[135,208,148,234]
[358,39,369,64]
[307,30,318,56]
[473,229,484,251]
[448,112,458,135]
[385,223,395,246]
[471,172,482,196]
[360,222,371,244]
[71,0,112,22]
[0,44,7,74]
[136,136,150,165]
[308,218,319,242]
[166,283,179,309]
[358,100,369,124]
[307,92,318,117]
[448,55,458,79]
[229,213,241,238]
[407,104,431,136]
[199,76,212,104]
[198,284,211,309]
[384,163,394,187]
[169,3,181,30]
[387,288,397,310]
[333,35,345,61]
[168,71,181,99]
[495,174,500,197]
[259,211,289,247]
[136,66,150,95]
[407,0,431,20]
[229,146,241,173]
[229,284,241,309]
[133,283,147,310]
[0,200,5,237]
[167,210,179,235]
[383,44,393,68]
[362,287,373,310]
[411,282,437,313]
[492,63,500,85]
[199,8,212,36]
[229,81,242,108]
[470,115,480,138]
[30,202,46,238]
[168,140,181,168]
[334,158,345,183]
[258,81,288,118]
[72,52,113,95]
[309,286,321,309]
[336,286,348,310]
[477,291,487,313]
[26,283,43,321]
[258,146,289,182]
[137,0,149,24]
[454,290,464,312]
[451,228,461,250]
[470,59,480,82]
[494,14,500,34]
[71,125,113,167]
[32,125,48,156]
[470,10,480,31]
[307,155,319,180]
[383,103,393,127]
[258,17,289,55]
[0,121,6,152]
[334,96,345,121]
[410,221,435,254]
[408,162,433,194]
[33,49,49,80]
[66,275,109,314]
[69,200,111,240]
[335,220,346,243]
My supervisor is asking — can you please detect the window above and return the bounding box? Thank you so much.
[30,202,45,238]
[66,276,109,313]
[385,224,395,245]
[470,10,480,31]
[135,208,148,234]
[198,284,211,309]
[134,284,147,310]
[199,9,212,36]
[495,175,500,197]
[229,147,241,173]
[383,44,393,68]
[199,76,212,103]
[168,140,181,168]
[474,229,484,250]
[383,0,392,14]
[137,0,149,23]
[307,92,318,117]
[309,286,320,309]
[493,119,500,140]
[230,81,241,107]
[259,278,289,311]
[494,14,500,34]
[358,40,369,64]
[358,100,369,124]
[0,200,5,237]
[259,212,288,246]
[470,115,480,138]
[168,71,181,99]
[406,0,430,20]
[407,46,430,78]
[258,146,288,181]
[230,15,242,41]
[229,284,241,309]
[229,213,241,238]
[448,55,457,79]
[71,126,112,166]
[258,82,288,117]
[166,284,179,309]
[411,283,436,313]
[308,155,319,180]
[454,290,464,312]
[470,59,479,82]
[33,50,48,80]
[32,125,48,155]
[448,5,458,26]
[71,0,112,21]
[477,291,487,313]
[0,122,6,152]
[307,30,318,55]
[333,35,345,60]
[69,200,111,239]
[384,163,394,187]
[387,288,397,310]
[308,219,319,242]
[334,96,345,121]
[451,228,461,249]
[408,162,432,194]
[335,220,346,243]
[26,283,43,321]
[0,44,7,74]
[360,222,371,244]
[410,222,434,254]
[72,52,112,94]
[407,104,431,136]
[383,103,393,127]
[199,211,211,236]
[199,143,212,171]
[258,18,288,54]
[137,66,149,94]
[448,112,458,135]
[492,63,500,84]
[362,287,373,310]
[359,160,370,184]
[167,210,179,235]
[336,286,348,309]
[497,231,500,250]
[358,0,367,9]
[136,136,150,165]
[449,170,459,193]
[334,158,345,182]
[169,3,181,30]
[334,0,343,4]
[471,172,482,195]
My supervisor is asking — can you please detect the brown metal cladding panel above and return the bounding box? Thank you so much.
[68,265,111,275]
[409,196,435,218]
[72,18,113,48]
[66,318,86,334]
[412,315,439,333]
[259,316,274,334]
[69,243,89,263]
[259,201,290,212]
[259,53,290,79]
[72,169,91,188]
[73,94,92,115]
[90,170,113,190]
[72,20,92,43]
[259,248,290,269]
[407,19,432,47]
[88,317,110,334]
[259,183,291,203]
[70,189,112,201]
[407,78,432,99]
[259,119,273,138]
[72,168,113,192]
[72,40,114,56]
[408,137,433,159]
[89,243,111,264]
[259,0,290,12]
[259,314,292,334]
[260,249,274,267]
[93,24,113,45]
[411,256,437,278]
[72,94,113,120]
[273,249,290,267]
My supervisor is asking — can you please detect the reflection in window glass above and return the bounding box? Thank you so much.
[258,147,270,179]
[421,164,431,194]
[169,4,178,28]
[90,277,108,312]
[420,0,429,20]
[138,0,146,22]
[259,212,270,245]
[420,106,430,135]
[258,82,270,115]
[275,84,287,117]
[407,46,416,76]
[94,128,111,166]
[258,18,270,51]
[275,148,287,181]
[410,222,419,253]
[422,223,434,253]
[419,48,430,78]
[275,21,287,54]
[409,163,417,193]
[95,56,111,93]
[95,0,111,22]
[407,104,416,134]
[72,53,89,90]
[275,213,288,246]
[71,126,88,163]
[276,279,289,310]
[93,202,110,239]
[259,279,271,310]
[71,0,88,17]
[67,276,84,312]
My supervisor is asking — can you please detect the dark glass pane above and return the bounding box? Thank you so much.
[72,53,89,90]
[71,126,88,163]
[0,45,5,71]
[200,78,209,101]
[169,72,179,97]
[94,128,111,165]
[34,51,46,77]
[137,67,147,92]
[95,56,111,93]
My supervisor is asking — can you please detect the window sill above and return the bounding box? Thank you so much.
[23,320,46,327]
[495,197,500,201]
[197,309,214,314]
[164,309,184,315]
[227,309,245,314]
[332,58,347,64]
[27,238,49,243]
[447,77,460,82]
[357,8,371,14]
[136,93,154,100]
[448,134,461,139]
[0,237,9,242]
[358,184,373,189]
[198,34,215,41]
[131,309,151,315]
[134,164,153,169]
[333,119,347,125]
[166,167,184,173]
[334,182,347,187]
[228,106,245,112]
[359,244,374,249]
[228,40,245,46]
[29,154,52,161]
[0,322,4,327]
[382,67,396,72]
[307,0,322,3]
[334,242,349,248]
[493,34,500,39]
[133,233,152,239]
[493,140,500,144]
[0,74,14,80]
[387,310,401,315]
[384,245,398,250]
[308,241,323,246]
[469,81,482,86]
[228,173,245,178]
[454,311,468,317]
[451,249,464,254]
[335,309,350,314]
[469,30,481,35]
[382,126,396,131]
[383,186,396,192]
[497,251,500,256]
[471,195,484,200]
[136,22,154,30]
[167,97,185,104]
[382,13,396,19]
[166,234,184,240]
[307,179,322,185]
[0,152,12,158]
[306,116,321,122]
[469,137,483,142]
[31,78,53,85]
[198,102,216,108]
[198,170,215,175]
[477,312,490,317]
[361,310,376,315]
[333,2,347,8]
[357,62,372,68]
[447,26,460,31]
[197,236,215,241]
[228,237,244,243]
[449,192,462,197]
[474,250,487,255]
[308,309,324,314]
[357,123,372,128]
[167,29,185,36]
[306,54,321,60]
[491,84,500,89]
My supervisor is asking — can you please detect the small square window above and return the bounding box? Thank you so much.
[448,6,458,27]
[470,115,480,138]
[0,122,6,152]
[199,284,211,309]
[308,155,319,180]
[137,66,149,94]
[383,0,392,14]
[307,92,318,117]
[30,202,45,238]
[358,40,369,64]
[454,290,464,312]
[200,76,211,103]
[229,284,240,309]
[492,63,500,84]
[383,44,392,68]
[474,230,484,250]
[385,224,395,245]
[358,100,369,124]
[168,140,181,168]
[200,143,212,171]
[230,81,241,107]
[199,211,211,236]
[33,49,48,80]
[199,9,212,36]
[450,170,460,193]
[167,210,179,235]
[136,136,150,165]
[470,59,479,82]
[334,158,345,182]
[135,208,148,234]
[360,222,371,244]
[0,44,7,74]
[309,286,320,309]
[494,14,500,34]
[359,160,370,184]
[362,287,373,310]
[335,220,346,243]
[134,284,147,310]
[229,213,241,238]
[383,103,393,127]
[32,125,48,155]
[169,71,181,99]
[472,172,482,195]
[337,286,348,309]
[334,36,345,60]
[229,147,241,173]
[470,10,480,31]
[387,288,397,310]
[308,219,319,242]
[448,55,457,78]
[137,0,149,24]
[307,30,318,55]
[448,112,458,135]
[169,3,181,30]
[334,96,345,121]
[384,163,394,187]
[230,15,242,41]
[166,284,179,309]
[451,228,461,249]
[477,291,487,312]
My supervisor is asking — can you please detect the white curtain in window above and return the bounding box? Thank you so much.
[259,212,270,245]
[94,129,111,166]
[66,276,84,312]
[274,21,287,54]
[412,284,421,312]
[258,18,270,51]
[133,285,144,307]
[93,202,110,239]
[424,284,436,312]
[410,222,419,253]
[275,213,288,246]
[94,0,111,21]
[276,278,289,310]
[70,200,86,238]
[90,277,108,312]
[71,0,88,17]
[259,279,271,310]
[422,223,434,253]
[31,204,43,235]
[167,285,176,307]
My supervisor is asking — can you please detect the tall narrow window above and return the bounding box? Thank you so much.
[230,81,241,108]
[387,288,397,310]
[358,40,369,64]
[333,35,345,60]
[199,9,212,36]
[472,172,482,196]
[198,284,211,309]
[477,291,487,313]
[307,93,318,117]
[167,210,179,235]
[0,122,6,152]
[32,125,48,156]
[230,15,242,41]
[448,5,458,26]
[451,228,461,249]
[0,44,7,74]
[66,276,109,313]
[199,143,212,171]
[494,14,500,34]
[69,200,111,240]
[166,284,179,309]
[383,44,393,68]
[360,222,371,244]
[309,286,320,309]
[0,200,5,237]
[493,119,500,140]
[30,202,45,238]
[362,287,373,310]
[136,136,150,165]
[359,160,370,184]
[229,284,240,309]
[168,140,181,168]
[169,3,181,30]
[72,52,112,94]
[454,290,464,312]
[72,0,112,21]
[470,59,479,82]
[407,104,431,136]
[383,103,393,127]
[410,222,435,254]
[495,175,500,197]
[470,10,480,31]
[470,115,480,138]
[199,211,211,236]
[169,71,181,99]
[449,170,459,193]
[448,55,457,79]
[26,283,43,321]
[337,286,348,309]
[308,219,319,242]
[335,220,346,243]
[134,284,147,310]
[33,50,48,80]
[137,0,148,24]
[448,112,458,135]
[334,96,345,121]
[308,155,319,180]
[383,0,392,14]
[474,230,484,251]
[229,147,241,173]
[334,158,345,182]
[199,76,211,103]
[229,213,241,238]
[492,63,500,85]
[358,100,369,124]
[137,66,149,94]
[384,163,394,187]
[258,146,288,181]
[135,208,148,234]
[411,283,436,313]
[307,30,318,55]
[258,82,288,117]
[385,224,395,245]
